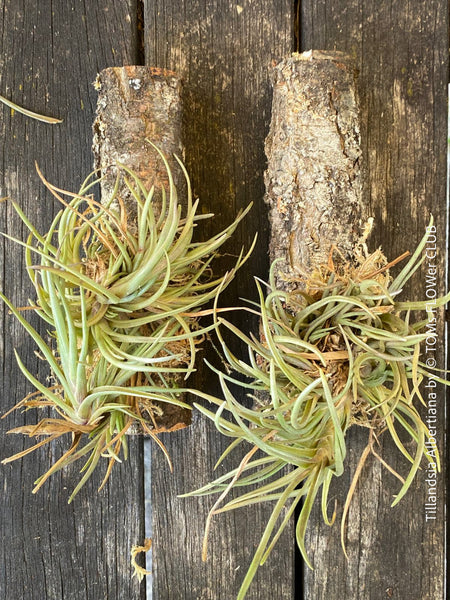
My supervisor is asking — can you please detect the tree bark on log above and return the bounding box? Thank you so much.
[93,65,185,221]
[92,65,189,432]
[265,51,366,291]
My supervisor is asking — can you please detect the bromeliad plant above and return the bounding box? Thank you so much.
[1,144,253,501]
[187,220,448,599]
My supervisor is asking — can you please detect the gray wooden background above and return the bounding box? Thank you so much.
[0,2,447,599]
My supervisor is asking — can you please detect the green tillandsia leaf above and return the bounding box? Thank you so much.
[67,441,104,503]
[218,383,301,466]
[181,456,281,498]
[294,467,323,568]
[106,320,218,345]
[79,386,191,413]
[92,333,189,374]
[13,350,79,422]
[93,320,182,366]
[0,93,63,123]
[319,371,346,477]
[37,167,123,261]
[388,216,432,294]
[235,475,305,600]
[109,158,180,299]
[0,292,69,394]
[11,200,52,247]
[25,237,54,325]
[321,469,336,526]
[192,401,244,438]
[3,233,119,303]
[41,264,76,392]
[216,467,310,510]
[76,289,90,390]
[122,250,172,309]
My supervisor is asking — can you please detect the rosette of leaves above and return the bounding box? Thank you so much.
[187,220,448,599]
[1,145,253,501]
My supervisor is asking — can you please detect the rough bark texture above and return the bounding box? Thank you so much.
[93,65,184,222]
[265,51,365,291]
[93,65,190,433]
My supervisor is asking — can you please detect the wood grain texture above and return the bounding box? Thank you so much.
[1,3,447,600]
[145,2,295,598]
[300,2,448,599]
[0,2,146,599]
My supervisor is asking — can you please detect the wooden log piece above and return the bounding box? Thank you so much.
[93,65,185,221]
[92,65,189,433]
[265,50,366,291]
[264,48,367,585]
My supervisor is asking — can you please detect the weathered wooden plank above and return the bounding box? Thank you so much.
[0,2,146,599]
[300,2,448,599]
[145,2,295,598]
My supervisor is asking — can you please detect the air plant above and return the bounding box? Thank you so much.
[186,219,448,599]
[1,144,253,501]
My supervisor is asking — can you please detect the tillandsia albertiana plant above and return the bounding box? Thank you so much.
[185,218,448,599]
[1,144,253,501]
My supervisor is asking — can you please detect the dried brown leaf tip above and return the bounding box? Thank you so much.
[187,217,449,599]
[1,143,253,501]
